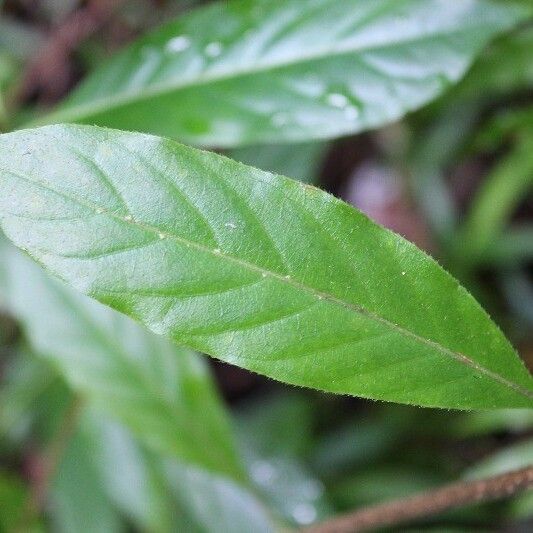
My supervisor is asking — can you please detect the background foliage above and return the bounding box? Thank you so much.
[0,0,532,531]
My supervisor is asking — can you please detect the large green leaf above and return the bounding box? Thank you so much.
[1,125,533,409]
[0,240,242,479]
[34,0,529,146]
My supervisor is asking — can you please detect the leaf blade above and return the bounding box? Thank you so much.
[35,0,530,146]
[1,124,532,409]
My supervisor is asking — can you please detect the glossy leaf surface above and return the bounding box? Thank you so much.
[0,240,242,479]
[37,0,529,146]
[1,125,533,409]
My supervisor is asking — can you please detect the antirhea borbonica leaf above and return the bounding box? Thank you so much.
[1,124,532,409]
[34,0,531,146]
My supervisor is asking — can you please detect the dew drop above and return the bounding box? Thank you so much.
[344,105,360,120]
[326,92,349,108]
[292,503,317,525]
[165,35,191,53]
[271,112,289,127]
[401,271,406,276]
[205,41,223,57]
[250,461,276,485]
[158,233,166,240]
[302,480,324,499]
[261,272,268,278]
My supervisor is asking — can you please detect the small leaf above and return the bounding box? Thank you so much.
[1,124,533,409]
[35,0,530,146]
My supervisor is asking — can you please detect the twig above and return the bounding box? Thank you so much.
[306,466,533,533]
[18,0,127,103]
[15,396,85,532]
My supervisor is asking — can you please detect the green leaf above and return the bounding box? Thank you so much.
[454,130,533,266]
[89,412,275,533]
[246,455,332,527]
[465,439,533,480]
[454,26,533,101]
[51,422,123,533]
[0,349,59,445]
[0,241,242,479]
[1,124,533,409]
[92,415,177,532]
[0,473,32,532]
[465,439,533,520]
[163,461,274,533]
[34,0,529,146]
[453,409,533,437]
[230,142,327,185]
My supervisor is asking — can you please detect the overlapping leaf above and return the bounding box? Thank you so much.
[0,239,242,479]
[35,0,530,146]
[1,125,533,409]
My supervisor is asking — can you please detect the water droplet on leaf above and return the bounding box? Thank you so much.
[205,42,223,57]
[165,35,191,53]
[292,503,317,525]
[271,112,289,126]
[326,93,349,108]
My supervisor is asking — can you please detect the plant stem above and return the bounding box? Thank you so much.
[306,466,533,533]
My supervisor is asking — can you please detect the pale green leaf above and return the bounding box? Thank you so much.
[86,411,276,533]
[51,425,123,533]
[163,461,274,533]
[35,0,530,146]
[1,125,533,409]
[464,440,533,481]
[0,240,242,479]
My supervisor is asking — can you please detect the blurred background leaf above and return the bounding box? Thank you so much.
[32,0,530,146]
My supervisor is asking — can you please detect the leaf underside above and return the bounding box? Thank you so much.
[1,125,532,409]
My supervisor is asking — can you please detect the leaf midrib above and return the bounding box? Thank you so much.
[2,163,532,401]
[37,23,500,126]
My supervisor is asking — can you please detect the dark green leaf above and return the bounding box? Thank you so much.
[0,349,58,445]
[1,125,533,409]
[454,130,533,266]
[35,0,530,146]
[0,473,33,532]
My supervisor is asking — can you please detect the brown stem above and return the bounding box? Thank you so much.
[306,466,533,533]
